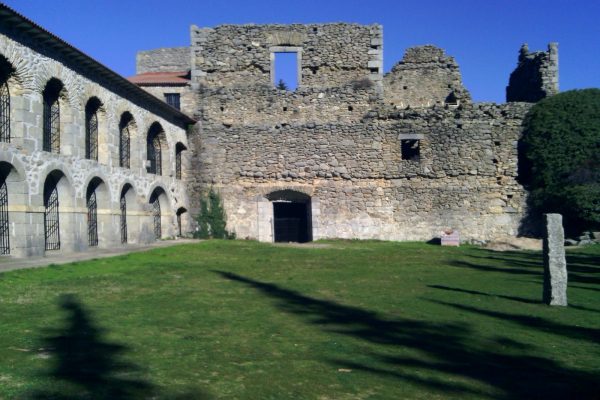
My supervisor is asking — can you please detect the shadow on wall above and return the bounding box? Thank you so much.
[27,294,212,400]
[213,269,600,399]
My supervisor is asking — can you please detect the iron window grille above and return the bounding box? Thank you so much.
[120,192,127,244]
[0,80,10,143]
[87,189,98,247]
[44,177,60,250]
[147,134,162,175]
[85,111,98,160]
[151,194,161,239]
[43,95,60,153]
[119,123,130,168]
[0,177,9,254]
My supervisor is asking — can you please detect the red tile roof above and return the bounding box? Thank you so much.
[128,71,190,86]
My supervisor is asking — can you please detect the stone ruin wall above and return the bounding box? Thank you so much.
[506,43,559,102]
[136,47,191,74]
[383,45,471,108]
[178,22,541,242]
[177,24,540,240]
[192,102,530,241]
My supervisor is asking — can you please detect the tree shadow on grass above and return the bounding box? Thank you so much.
[428,284,600,313]
[27,294,214,400]
[214,271,600,399]
[27,294,154,400]
[450,249,600,285]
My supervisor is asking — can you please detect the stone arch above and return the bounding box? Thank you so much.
[42,169,77,252]
[0,54,17,144]
[0,160,27,256]
[41,77,74,154]
[262,189,313,243]
[146,122,168,176]
[118,182,141,244]
[118,111,137,169]
[147,186,172,240]
[85,176,111,248]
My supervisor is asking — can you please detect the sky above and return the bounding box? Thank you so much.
[3,0,599,103]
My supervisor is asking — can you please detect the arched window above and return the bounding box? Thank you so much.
[175,142,187,180]
[42,79,63,153]
[0,58,13,143]
[85,98,102,161]
[147,123,163,175]
[119,113,133,168]
[44,174,60,250]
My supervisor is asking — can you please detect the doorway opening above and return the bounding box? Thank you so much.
[267,190,312,243]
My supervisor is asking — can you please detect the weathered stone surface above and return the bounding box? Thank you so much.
[506,43,559,102]
[543,214,568,306]
[136,47,191,74]
[135,23,558,243]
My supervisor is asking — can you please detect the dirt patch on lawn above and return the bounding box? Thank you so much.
[484,237,542,252]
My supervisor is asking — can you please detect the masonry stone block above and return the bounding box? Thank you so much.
[543,213,568,306]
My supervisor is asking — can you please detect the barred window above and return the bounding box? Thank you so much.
[0,80,9,143]
[0,58,14,143]
[119,113,133,168]
[175,142,186,180]
[42,79,63,153]
[147,123,163,175]
[85,98,102,161]
[164,93,180,110]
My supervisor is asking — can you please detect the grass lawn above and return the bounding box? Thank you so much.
[0,240,599,399]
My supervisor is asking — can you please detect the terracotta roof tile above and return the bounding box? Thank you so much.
[128,71,190,86]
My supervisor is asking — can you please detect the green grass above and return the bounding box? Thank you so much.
[0,240,599,399]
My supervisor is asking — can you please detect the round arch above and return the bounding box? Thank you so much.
[146,122,169,176]
[147,186,172,241]
[42,169,76,252]
[85,176,111,248]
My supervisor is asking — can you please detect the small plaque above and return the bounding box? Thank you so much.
[441,229,460,246]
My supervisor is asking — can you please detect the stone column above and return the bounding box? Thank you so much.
[543,213,567,306]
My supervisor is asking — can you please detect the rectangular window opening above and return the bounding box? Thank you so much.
[401,139,421,162]
[165,93,181,110]
[273,52,298,91]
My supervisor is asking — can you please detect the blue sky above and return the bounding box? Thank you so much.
[4,0,599,102]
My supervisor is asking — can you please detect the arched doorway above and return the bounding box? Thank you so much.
[267,190,312,243]
[148,187,169,240]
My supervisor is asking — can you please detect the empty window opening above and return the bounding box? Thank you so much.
[401,139,420,162]
[348,105,353,112]
[164,93,180,110]
[445,92,459,106]
[273,52,298,91]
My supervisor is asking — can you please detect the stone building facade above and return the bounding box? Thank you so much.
[128,18,557,243]
[132,23,556,243]
[0,5,562,253]
[0,5,194,257]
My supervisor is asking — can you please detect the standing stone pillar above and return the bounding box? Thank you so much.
[543,213,568,306]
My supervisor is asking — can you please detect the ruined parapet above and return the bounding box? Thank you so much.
[383,45,471,109]
[190,23,382,90]
[506,43,559,103]
[136,47,190,74]
[189,23,383,124]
